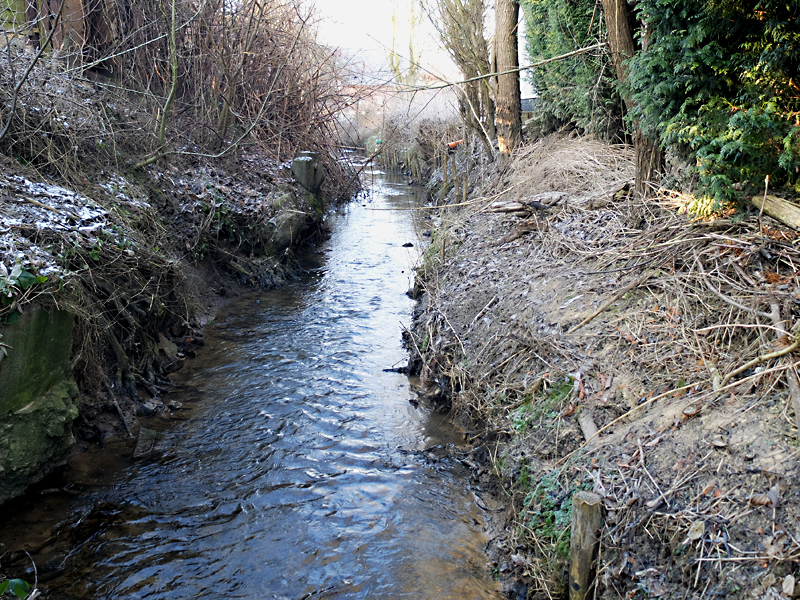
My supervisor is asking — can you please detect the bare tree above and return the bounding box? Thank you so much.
[495,0,521,160]
[425,0,496,159]
[388,0,422,85]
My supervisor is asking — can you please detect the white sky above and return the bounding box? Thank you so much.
[307,0,534,96]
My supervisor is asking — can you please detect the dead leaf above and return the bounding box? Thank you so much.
[683,404,702,417]
[768,485,782,508]
[749,494,773,507]
[783,574,795,598]
[710,435,728,448]
[700,481,717,496]
[687,520,705,541]
[561,402,577,417]
[774,334,791,349]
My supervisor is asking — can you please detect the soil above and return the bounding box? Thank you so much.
[409,134,800,600]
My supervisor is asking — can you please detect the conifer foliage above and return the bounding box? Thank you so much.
[519,0,799,199]
[520,0,622,140]
[625,0,800,200]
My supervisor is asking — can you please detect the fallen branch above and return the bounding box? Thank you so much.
[750,195,800,230]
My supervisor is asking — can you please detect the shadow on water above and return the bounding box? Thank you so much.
[0,167,502,599]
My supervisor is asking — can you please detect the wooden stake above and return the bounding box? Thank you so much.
[442,150,448,197]
[569,491,603,600]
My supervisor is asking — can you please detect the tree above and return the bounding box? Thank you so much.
[599,0,663,195]
[426,0,496,158]
[519,0,621,140]
[388,0,422,85]
[495,0,521,159]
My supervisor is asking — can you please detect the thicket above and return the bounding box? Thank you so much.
[0,0,356,198]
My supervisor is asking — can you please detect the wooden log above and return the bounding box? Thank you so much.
[751,195,800,230]
[578,410,599,445]
[569,491,603,600]
[489,201,528,213]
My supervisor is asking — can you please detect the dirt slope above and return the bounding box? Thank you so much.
[410,134,800,599]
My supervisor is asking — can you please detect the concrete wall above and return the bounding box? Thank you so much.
[0,306,78,505]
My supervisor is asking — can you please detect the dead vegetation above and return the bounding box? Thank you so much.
[409,133,800,599]
[0,0,364,447]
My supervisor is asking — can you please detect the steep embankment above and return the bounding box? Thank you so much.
[410,134,800,599]
[0,61,351,504]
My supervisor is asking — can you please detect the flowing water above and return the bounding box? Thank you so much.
[0,168,502,599]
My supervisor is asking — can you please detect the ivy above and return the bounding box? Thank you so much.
[0,579,30,599]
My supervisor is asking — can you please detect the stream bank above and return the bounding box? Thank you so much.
[408,133,800,599]
[0,144,355,505]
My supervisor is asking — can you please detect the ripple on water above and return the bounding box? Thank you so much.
[0,169,502,600]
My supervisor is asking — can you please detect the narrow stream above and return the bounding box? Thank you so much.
[0,168,502,599]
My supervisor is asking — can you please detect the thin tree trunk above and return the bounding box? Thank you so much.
[495,0,521,161]
[600,0,662,195]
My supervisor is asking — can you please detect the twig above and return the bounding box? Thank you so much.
[568,269,657,334]
[695,252,773,320]
[719,338,800,388]
[104,380,133,438]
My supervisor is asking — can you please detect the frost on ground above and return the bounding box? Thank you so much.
[410,134,800,599]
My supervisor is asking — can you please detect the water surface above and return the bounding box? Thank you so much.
[0,168,501,599]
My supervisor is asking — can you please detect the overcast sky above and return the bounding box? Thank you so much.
[307,0,534,95]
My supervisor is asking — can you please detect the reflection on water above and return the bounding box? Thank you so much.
[0,168,502,599]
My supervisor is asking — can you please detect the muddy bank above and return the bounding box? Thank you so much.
[409,134,800,599]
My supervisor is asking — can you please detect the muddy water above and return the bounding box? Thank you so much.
[0,168,502,599]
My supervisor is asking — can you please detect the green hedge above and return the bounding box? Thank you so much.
[625,0,800,200]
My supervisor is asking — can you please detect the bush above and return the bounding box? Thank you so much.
[625,0,800,200]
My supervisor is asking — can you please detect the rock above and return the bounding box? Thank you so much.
[133,427,157,459]
[135,399,161,417]
[166,399,183,410]
[157,333,179,361]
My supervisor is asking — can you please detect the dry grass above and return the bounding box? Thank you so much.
[409,133,800,599]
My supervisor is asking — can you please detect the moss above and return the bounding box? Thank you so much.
[0,307,78,505]
[0,307,74,417]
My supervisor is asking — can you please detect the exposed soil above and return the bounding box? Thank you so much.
[409,134,800,599]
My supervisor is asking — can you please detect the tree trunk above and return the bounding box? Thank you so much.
[495,0,521,161]
[600,0,662,196]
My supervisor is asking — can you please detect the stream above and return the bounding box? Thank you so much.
[0,168,502,599]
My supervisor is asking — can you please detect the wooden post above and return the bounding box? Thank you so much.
[442,149,448,197]
[569,491,603,600]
